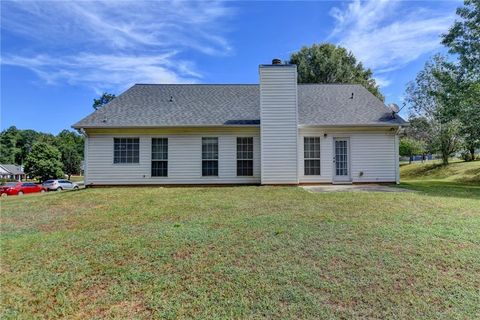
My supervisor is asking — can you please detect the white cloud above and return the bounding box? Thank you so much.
[1,0,234,92]
[329,0,455,86]
[374,76,391,88]
[1,53,201,94]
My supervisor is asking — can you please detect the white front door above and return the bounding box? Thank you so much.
[333,138,351,182]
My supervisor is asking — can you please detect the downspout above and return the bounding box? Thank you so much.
[394,126,401,184]
[79,128,89,187]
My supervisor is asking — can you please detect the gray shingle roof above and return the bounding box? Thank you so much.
[0,164,25,175]
[73,84,406,128]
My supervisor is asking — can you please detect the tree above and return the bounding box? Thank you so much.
[24,142,64,182]
[402,116,436,160]
[56,130,84,157]
[405,56,465,165]
[93,92,116,110]
[60,144,82,180]
[441,0,480,160]
[403,116,431,142]
[55,130,84,178]
[15,129,40,165]
[405,55,453,120]
[430,120,464,165]
[458,82,480,159]
[442,0,480,75]
[400,138,426,164]
[289,43,384,100]
[0,126,19,164]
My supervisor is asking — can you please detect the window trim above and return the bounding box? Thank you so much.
[201,137,219,177]
[236,137,254,176]
[113,137,140,165]
[151,137,168,178]
[304,136,321,176]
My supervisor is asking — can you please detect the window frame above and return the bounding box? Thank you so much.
[113,137,140,164]
[236,137,254,176]
[201,137,219,177]
[151,138,168,177]
[304,136,321,176]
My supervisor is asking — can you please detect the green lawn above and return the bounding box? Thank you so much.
[68,175,84,183]
[1,165,479,319]
[401,159,480,184]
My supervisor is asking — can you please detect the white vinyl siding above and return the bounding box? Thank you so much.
[84,127,260,185]
[299,128,398,183]
[260,65,298,184]
[350,133,397,182]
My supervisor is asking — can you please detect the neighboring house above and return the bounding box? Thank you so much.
[0,164,26,181]
[73,60,407,186]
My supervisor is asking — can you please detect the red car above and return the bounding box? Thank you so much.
[0,182,46,197]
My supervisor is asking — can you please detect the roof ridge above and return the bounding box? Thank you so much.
[134,83,258,86]
[133,83,363,86]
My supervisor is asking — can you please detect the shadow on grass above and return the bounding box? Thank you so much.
[399,180,480,200]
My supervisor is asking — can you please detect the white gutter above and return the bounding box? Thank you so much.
[79,128,89,186]
[394,126,402,184]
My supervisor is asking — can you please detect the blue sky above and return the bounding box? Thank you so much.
[1,0,460,134]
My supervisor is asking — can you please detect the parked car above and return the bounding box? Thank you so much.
[0,182,46,196]
[42,179,79,191]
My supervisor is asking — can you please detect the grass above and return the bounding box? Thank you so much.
[399,160,480,199]
[401,159,480,184]
[68,175,84,183]
[1,166,479,318]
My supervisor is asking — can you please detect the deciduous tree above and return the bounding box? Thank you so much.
[405,56,466,165]
[24,142,64,182]
[93,92,116,110]
[289,43,384,100]
[441,0,480,160]
[400,138,426,164]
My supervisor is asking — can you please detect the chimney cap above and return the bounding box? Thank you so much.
[272,58,282,65]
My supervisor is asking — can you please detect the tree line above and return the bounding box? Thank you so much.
[401,0,479,164]
[0,126,84,181]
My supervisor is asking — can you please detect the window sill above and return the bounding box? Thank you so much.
[112,163,141,165]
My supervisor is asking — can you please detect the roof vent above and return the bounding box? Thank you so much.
[272,58,282,65]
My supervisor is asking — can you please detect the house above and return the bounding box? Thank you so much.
[73,60,406,186]
[0,164,26,181]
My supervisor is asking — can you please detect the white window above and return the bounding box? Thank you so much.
[114,138,139,164]
[151,138,168,177]
[202,137,218,176]
[304,137,320,175]
[237,137,253,176]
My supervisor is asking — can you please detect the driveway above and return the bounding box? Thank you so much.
[303,184,414,193]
